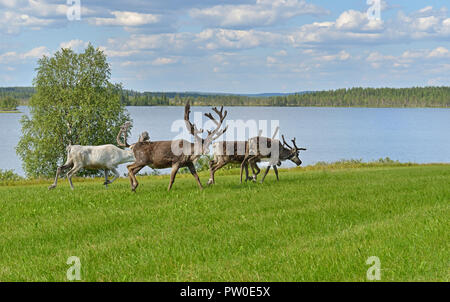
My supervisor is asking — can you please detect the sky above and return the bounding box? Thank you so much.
[0,0,449,93]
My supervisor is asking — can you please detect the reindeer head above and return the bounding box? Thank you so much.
[281,135,307,166]
[184,102,228,155]
[117,122,149,150]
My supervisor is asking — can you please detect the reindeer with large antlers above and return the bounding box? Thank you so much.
[119,102,228,191]
[240,135,306,183]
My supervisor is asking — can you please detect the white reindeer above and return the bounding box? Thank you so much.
[48,123,149,190]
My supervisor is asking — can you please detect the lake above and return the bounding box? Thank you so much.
[1,106,449,176]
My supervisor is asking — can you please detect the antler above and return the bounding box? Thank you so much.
[204,105,228,142]
[184,101,204,141]
[281,135,293,149]
[117,121,131,147]
[291,137,307,151]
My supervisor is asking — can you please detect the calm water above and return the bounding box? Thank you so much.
[1,106,449,176]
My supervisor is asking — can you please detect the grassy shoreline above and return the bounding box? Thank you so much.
[0,110,20,113]
[0,164,448,281]
[1,160,448,187]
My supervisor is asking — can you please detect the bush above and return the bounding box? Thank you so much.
[0,169,23,183]
[0,96,19,111]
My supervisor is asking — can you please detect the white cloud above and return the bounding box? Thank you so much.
[428,46,449,58]
[0,46,49,63]
[289,6,449,47]
[190,0,328,28]
[0,11,54,34]
[90,11,160,27]
[275,50,287,56]
[365,46,450,70]
[427,77,449,86]
[151,57,178,65]
[108,28,285,54]
[0,0,18,8]
[102,49,141,57]
[335,10,384,31]
[22,0,68,17]
[59,39,89,52]
[266,56,277,64]
[23,46,49,58]
[321,50,350,61]
[198,28,284,50]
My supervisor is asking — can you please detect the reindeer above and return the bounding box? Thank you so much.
[208,127,280,185]
[207,141,254,185]
[240,135,306,183]
[120,102,228,191]
[48,123,149,190]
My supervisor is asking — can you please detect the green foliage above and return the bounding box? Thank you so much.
[0,96,19,111]
[0,165,448,281]
[0,169,22,184]
[15,44,130,178]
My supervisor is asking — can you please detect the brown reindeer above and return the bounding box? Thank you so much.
[240,135,306,183]
[207,141,258,185]
[118,102,228,191]
[208,127,280,185]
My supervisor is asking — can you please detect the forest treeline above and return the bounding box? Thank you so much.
[0,87,35,102]
[0,96,19,111]
[1,86,449,108]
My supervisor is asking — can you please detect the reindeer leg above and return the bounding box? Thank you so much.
[108,168,120,185]
[273,165,279,181]
[187,162,203,190]
[244,162,250,182]
[208,160,228,185]
[207,159,216,185]
[67,165,82,190]
[168,163,180,191]
[127,164,135,189]
[48,163,72,190]
[127,163,143,192]
[250,158,260,182]
[104,169,109,188]
[240,156,249,184]
[131,165,145,191]
[261,165,271,183]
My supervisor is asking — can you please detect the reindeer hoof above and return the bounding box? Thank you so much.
[207,179,214,185]
[48,185,56,190]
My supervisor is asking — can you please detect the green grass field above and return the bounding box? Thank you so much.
[0,164,448,281]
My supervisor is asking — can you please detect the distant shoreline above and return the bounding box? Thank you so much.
[122,104,450,108]
[0,110,21,113]
[2,86,449,108]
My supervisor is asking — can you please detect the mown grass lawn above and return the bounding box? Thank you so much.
[0,164,448,281]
